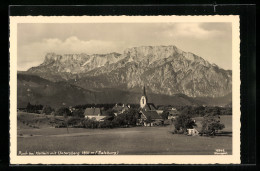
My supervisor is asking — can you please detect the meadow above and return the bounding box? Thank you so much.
[17,113,232,155]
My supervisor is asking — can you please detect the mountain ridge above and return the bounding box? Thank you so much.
[24,45,232,98]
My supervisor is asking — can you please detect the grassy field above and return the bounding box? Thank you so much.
[17,113,232,155]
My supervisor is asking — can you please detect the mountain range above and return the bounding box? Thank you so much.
[18,45,232,108]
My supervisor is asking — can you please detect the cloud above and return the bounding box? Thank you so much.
[17,23,232,70]
[18,36,125,70]
[199,23,232,32]
[163,23,223,39]
[39,36,123,54]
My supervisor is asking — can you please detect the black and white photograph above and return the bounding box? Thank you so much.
[9,16,240,164]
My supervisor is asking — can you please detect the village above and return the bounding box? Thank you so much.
[18,86,231,137]
[78,86,179,127]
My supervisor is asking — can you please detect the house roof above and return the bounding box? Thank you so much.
[143,103,157,111]
[112,105,129,113]
[168,110,179,115]
[141,110,162,120]
[84,108,101,116]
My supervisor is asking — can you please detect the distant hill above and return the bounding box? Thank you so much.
[17,73,231,108]
[18,73,96,108]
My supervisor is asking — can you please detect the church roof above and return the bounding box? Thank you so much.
[84,108,101,116]
[141,110,162,120]
[147,103,156,110]
[143,103,157,110]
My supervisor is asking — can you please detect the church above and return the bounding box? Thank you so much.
[138,86,163,126]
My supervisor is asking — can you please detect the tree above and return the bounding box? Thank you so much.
[72,108,85,118]
[145,115,153,127]
[55,107,72,133]
[26,102,43,113]
[214,107,221,115]
[111,114,126,127]
[161,110,169,120]
[42,105,54,115]
[173,113,196,134]
[105,108,116,120]
[201,114,225,136]
[26,102,32,112]
[124,108,140,125]
[55,107,72,117]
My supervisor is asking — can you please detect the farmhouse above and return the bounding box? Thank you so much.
[138,86,163,126]
[187,128,200,136]
[84,107,106,121]
[155,109,164,115]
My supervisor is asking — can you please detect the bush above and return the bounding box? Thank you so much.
[67,117,85,127]
[83,118,99,129]
[99,120,113,128]
[55,107,72,117]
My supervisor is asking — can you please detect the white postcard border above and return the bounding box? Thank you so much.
[10,16,240,164]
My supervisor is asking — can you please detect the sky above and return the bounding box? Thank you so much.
[17,23,232,71]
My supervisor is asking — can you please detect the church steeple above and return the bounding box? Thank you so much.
[140,85,148,109]
[143,85,146,97]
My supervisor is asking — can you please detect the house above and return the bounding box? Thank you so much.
[187,128,200,136]
[139,110,163,126]
[84,107,106,121]
[156,110,164,115]
[112,104,130,116]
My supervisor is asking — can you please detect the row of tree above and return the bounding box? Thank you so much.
[25,103,43,113]
[25,103,85,117]
[53,108,140,129]
[26,102,231,117]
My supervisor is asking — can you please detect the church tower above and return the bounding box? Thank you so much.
[140,86,148,109]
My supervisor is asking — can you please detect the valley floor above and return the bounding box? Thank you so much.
[17,115,232,155]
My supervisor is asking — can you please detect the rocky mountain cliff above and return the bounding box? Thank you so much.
[26,45,232,98]
[28,52,122,79]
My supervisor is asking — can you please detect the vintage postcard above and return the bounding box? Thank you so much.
[9,16,240,164]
